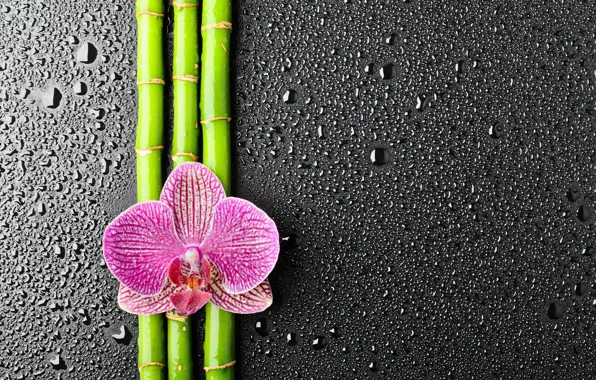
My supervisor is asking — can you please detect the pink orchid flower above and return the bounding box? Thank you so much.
[103,163,279,315]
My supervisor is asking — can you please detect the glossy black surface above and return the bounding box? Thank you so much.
[1,1,596,379]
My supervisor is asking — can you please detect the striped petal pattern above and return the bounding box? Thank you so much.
[160,162,226,247]
[201,197,280,295]
[103,201,186,296]
[208,268,273,314]
[118,283,177,315]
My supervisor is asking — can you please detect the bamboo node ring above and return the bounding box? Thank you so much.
[135,146,164,157]
[200,117,232,124]
[171,152,199,162]
[138,362,166,372]
[204,360,236,372]
[166,310,188,322]
[172,75,199,83]
[136,11,165,18]
[137,78,165,86]
[201,21,232,31]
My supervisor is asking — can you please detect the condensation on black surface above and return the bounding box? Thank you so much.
[1,0,596,379]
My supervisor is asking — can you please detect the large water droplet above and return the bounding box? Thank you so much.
[370,148,390,166]
[77,42,98,64]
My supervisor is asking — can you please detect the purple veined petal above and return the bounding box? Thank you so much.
[170,290,211,315]
[103,201,186,295]
[118,283,178,315]
[208,266,273,314]
[201,197,280,295]
[160,163,226,246]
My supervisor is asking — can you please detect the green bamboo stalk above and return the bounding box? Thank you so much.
[201,1,235,379]
[135,0,167,379]
[168,1,201,379]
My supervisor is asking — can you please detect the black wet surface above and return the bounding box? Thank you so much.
[1,1,596,379]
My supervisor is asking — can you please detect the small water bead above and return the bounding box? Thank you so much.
[576,205,593,223]
[547,301,566,320]
[281,233,302,250]
[583,246,595,256]
[455,59,467,74]
[566,184,581,202]
[112,325,132,345]
[415,94,431,112]
[255,318,268,337]
[575,283,589,296]
[282,90,298,104]
[312,336,328,350]
[379,63,397,80]
[364,63,374,74]
[286,332,298,346]
[41,88,62,109]
[53,245,65,258]
[489,122,505,139]
[368,361,379,372]
[74,82,87,96]
[77,42,97,64]
[370,148,390,166]
[50,354,66,370]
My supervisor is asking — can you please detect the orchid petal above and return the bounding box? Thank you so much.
[170,290,211,315]
[118,283,177,315]
[103,201,186,295]
[208,267,273,314]
[201,197,280,294]
[160,163,226,246]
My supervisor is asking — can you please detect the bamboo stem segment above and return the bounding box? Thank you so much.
[201,1,235,379]
[168,0,201,379]
[135,0,167,377]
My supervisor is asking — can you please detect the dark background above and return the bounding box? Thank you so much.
[1,0,596,379]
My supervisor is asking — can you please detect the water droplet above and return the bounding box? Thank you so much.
[312,336,328,350]
[489,122,505,139]
[566,184,581,202]
[575,283,589,296]
[577,205,593,222]
[368,361,379,372]
[74,82,87,96]
[370,148,390,166]
[50,354,66,370]
[547,301,566,320]
[77,42,98,64]
[286,332,298,346]
[415,94,430,112]
[281,233,302,250]
[283,90,298,104]
[255,318,268,337]
[379,63,397,80]
[112,325,132,345]
[42,88,62,109]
